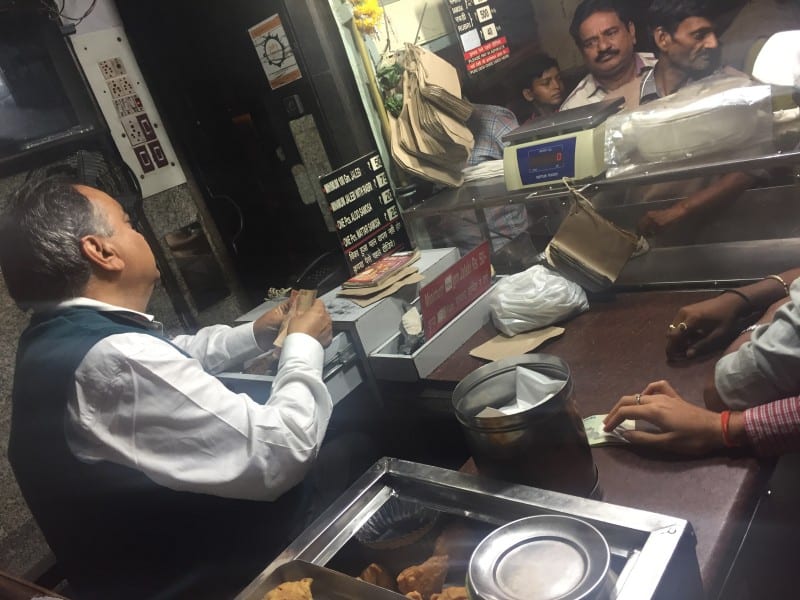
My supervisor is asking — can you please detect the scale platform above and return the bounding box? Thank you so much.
[503,97,624,191]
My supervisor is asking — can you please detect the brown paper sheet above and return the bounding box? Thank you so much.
[469,326,565,361]
[349,273,425,308]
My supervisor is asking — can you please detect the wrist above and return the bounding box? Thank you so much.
[720,410,746,448]
[718,289,754,317]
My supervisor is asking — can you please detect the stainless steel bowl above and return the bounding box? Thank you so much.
[467,514,610,600]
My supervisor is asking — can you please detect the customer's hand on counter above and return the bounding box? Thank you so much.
[603,380,744,455]
[665,292,750,360]
[288,299,333,347]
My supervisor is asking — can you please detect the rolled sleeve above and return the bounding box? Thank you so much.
[715,280,800,409]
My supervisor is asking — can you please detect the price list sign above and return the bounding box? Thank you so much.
[320,152,409,275]
[447,0,510,74]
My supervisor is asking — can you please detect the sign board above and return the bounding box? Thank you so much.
[320,152,409,275]
[447,0,510,74]
[420,241,491,339]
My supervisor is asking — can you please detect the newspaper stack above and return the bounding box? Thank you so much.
[390,44,474,188]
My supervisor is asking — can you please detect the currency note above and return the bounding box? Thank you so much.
[583,414,635,447]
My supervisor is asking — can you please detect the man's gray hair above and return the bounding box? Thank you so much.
[0,177,113,310]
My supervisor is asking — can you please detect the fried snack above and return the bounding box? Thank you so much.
[431,587,468,600]
[263,577,313,600]
[396,554,449,600]
[358,563,396,591]
[406,593,424,600]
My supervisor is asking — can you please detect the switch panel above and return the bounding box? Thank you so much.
[106,75,135,99]
[72,27,186,197]
[97,57,125,80]
[113,94,144,118]
[121,113,147,146]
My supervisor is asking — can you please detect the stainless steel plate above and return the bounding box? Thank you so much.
[468,515,610,600]
[256,560,405,599]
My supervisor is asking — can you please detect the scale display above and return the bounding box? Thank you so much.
[516,137,577,185]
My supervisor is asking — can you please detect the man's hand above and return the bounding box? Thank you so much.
[637,205,685,237]
[253,299,293,350]
[288,299,332,347]
[603,380,724,455]
[666,292,750,360]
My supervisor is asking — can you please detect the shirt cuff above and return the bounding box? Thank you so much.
[743,397,800,456]
[280,332,324,372]
[234,322,268,361]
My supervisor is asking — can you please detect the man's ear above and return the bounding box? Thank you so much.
[522,87,535,102]
[653,26,671,53]
[628,21,637,46]
[81,235,124,273]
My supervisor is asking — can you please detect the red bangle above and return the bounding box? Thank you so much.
[720,410,738,447]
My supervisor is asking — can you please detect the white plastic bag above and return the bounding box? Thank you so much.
[489,265,589,336]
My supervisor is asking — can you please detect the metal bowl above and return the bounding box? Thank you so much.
[467,515,610,600]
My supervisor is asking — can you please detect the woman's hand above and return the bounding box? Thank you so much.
[604,380,724,455]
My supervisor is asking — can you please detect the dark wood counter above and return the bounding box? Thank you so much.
[426,290,771,598]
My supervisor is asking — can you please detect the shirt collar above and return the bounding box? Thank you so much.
[53,297,156,322]
[584,52,654,99]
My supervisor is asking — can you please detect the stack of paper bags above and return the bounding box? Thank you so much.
[391,44,474,188]
[337,249,423,307]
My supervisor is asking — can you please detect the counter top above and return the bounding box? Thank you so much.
[425,289,771,598]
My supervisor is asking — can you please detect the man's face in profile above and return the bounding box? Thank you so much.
[578,10,637,80]
[659,16,720,77]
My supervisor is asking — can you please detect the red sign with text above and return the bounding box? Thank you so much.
[420,242,492,339]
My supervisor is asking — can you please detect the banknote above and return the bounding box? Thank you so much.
[583,414,635,447]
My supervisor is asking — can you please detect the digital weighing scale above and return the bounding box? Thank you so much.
[502,97,624,191]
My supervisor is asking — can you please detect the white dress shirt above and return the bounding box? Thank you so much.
[60,298,332,501]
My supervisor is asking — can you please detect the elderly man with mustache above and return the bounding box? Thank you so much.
[560,0,656,111]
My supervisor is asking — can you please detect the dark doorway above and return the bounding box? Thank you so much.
[116,0,340,304]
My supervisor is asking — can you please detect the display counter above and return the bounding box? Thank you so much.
[416,289,771,598]
[398,149,800,288]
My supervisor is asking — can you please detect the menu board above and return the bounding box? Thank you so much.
[447,0,510,74]
[320,152,409,275]
[419,241,491,339]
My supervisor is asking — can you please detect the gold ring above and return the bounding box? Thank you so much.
[668,324,677,331]
[678,322,688,331]
[635,393,642,405]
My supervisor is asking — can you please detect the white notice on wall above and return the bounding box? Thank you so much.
[248,14,302,90]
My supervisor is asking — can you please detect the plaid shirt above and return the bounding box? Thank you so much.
[744,396,800,456]
[437,104,528,254]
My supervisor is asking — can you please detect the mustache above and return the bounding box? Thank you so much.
[595,48,619,62]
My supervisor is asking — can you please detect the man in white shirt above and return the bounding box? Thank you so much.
[0,177,344,598]
[561,0,657,111]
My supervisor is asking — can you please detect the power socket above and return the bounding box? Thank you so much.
[113,94,144,118]
[106,75,135,99]
[97,57,126,80]
[121,114,147,146]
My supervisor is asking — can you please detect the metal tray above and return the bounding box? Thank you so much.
[236,459,703,600]
[255,559,406,599]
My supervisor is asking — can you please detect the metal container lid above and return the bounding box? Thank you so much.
[468,515,610,600]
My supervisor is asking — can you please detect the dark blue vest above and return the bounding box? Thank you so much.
[8,307,303,599]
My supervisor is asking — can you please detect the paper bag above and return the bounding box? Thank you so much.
[546,193,638,291]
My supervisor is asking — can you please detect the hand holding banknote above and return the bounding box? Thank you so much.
[603,380,724,455]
